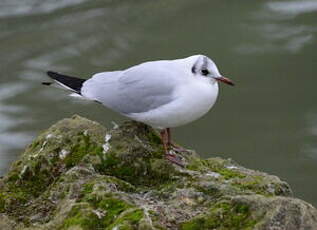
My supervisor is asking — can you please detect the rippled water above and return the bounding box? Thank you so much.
[1,0,317,206]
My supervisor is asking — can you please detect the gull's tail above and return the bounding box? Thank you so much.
[43,71,86,95]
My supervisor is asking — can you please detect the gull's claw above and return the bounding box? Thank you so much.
[165,153,185,167]
[169,142,188,153]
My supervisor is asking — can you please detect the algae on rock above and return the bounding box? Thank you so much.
[0,115,316,230]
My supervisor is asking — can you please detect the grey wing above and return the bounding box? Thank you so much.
[81,62,178,114]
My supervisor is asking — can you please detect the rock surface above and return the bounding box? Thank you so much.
[0,115,316,230]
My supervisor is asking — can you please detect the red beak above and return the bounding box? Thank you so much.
[216,76,234,86]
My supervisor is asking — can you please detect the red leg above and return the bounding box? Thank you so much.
[160,129,168,154]
[162,128,184,167]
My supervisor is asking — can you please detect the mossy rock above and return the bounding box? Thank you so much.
[180,199,258,230]
[91,121,179,187]
[0,115,316,230]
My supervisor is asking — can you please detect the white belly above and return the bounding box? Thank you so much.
[128,80,219,129]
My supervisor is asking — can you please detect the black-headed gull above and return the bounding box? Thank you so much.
[43,55,234,166]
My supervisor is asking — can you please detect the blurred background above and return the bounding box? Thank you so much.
[0,0,316,205]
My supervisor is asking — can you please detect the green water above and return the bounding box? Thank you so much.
[1,0,317,206]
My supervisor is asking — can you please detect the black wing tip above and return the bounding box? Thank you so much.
[47,70,58,77]
[44,70,59,85]
[44,70,85,93]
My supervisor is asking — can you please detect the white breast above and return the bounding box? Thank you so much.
[128,78,219,129]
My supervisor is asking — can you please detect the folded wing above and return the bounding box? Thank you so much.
[81,60,180,115]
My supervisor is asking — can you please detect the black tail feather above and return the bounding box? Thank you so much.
[46,71,86,94]
[42,82,53,86]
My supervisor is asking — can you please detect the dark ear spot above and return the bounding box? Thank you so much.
[191,65,196,74]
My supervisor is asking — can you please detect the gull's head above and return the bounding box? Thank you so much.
[190,55,234,86]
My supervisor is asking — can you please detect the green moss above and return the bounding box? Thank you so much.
[6,172,20,182]
[98,198,132,226]
[30,140,40,150]
[83,120,179,187]
[95,152,134,178]
[186,158,205,171]
[194,184,222,198]
[82,183,94,195]
[0,190,29,215]
[0,192,6,212]
[60,204,101,230]
[95,150,175,187]
[216,168,245,180]
[233,177,261,189]
[106,209,144,230]
[181,201,257,230]
[0,130,106,214]
[232,175,272,196]
[148,131,162,145]
[1,167,53,210]
[79,177,136,203]
[64,134,104,168]
[187,158,245,180]
[181,218,205,230]
[61,197,136,230]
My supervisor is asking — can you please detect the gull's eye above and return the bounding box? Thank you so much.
[201,69,209,76]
